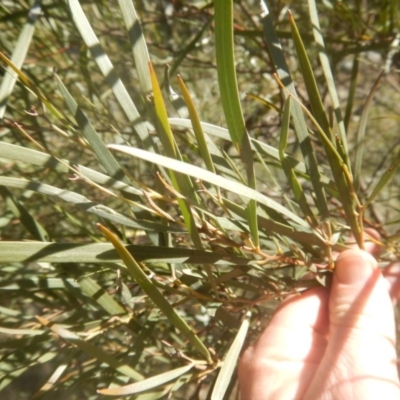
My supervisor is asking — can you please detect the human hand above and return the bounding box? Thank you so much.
[238,242,400,399]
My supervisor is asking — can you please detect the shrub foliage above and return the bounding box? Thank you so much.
[0,0,400,398]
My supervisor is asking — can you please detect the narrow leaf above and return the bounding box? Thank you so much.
[343,56,359,132]
[214,0,258,246]
[260,1,329,219]
[0,51,64,120]
[169,118,333,187]
[149,62,203,249]
[0,242,252,265]
[278,98,317,225]
[0,141,141,196]
[67,0,149,143]
[98,224,212,362]
[0,185,50,241]
[177,75,215,174]
[0,176,181,233]
[55,74,129,184]
[98,364,194,396]
[32,350,76,399]
[289,11,355,226]
[307,0,349,161]
[211,311,251,400]
[289,93,363,244]
[0,277,80,291]
[37,316,144,381]
[78,277,126,316]
[366,148,400,206]
[0,2,41,118]
[117,0,151,95]
[109,144,309,228]
[149,62,177,158]
[289,11,333,144]
[0,327,45,336]
[213,0,247,150]
[353,72,383,193]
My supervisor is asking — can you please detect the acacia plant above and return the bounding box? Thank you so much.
[0,0,400,398]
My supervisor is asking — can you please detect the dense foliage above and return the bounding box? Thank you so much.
[0,0,399,398]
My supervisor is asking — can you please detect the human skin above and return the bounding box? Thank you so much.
[238,246,400,399]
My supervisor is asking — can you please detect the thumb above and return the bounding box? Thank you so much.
[325,249,398,385]
[330,249,394,337]
[304,249,400,399]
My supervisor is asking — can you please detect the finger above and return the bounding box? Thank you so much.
[304,249,400,399]
[348,229,400,305]
[239,287,329,400]
[383,261,400,304]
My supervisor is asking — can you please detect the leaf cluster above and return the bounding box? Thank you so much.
[0,0,400,398]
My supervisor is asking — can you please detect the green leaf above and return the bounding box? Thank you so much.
[56,74,129,184]
[211,311,250,400]
[0,51,64,120]
[213,0,247,151]
[343,56,359,132]
[0,277,80,292]
[78,277,126,316]
[169,118,333,188]
[149,62,203,250]
[177,75,215,175]
[260,1,329,219]
[353,72,383,193]
[0,185,50,241]
[290,93,363,245]
[366,147,400,206]
[98,224,212,362]
[169,118,245,181]
[0,326,45,336]
[109,144,309,228]
[0,3,41,118]
[0,242,253,265]
[117,0,151,95]
[37,316,144,381]
[214,0,258,246]
[221,199,330,249]
[0,141,142,196]
[307,0,349,162]
[67,0,149,143]
[0,176,181,233]
[289,11,333,144]
[290,2,363,244]
[97,364,194,396]
[32,349,76,398]
[278,97,317,225]
[149,62,177,158]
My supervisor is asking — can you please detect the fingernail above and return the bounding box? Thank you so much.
[335,249,377,285]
